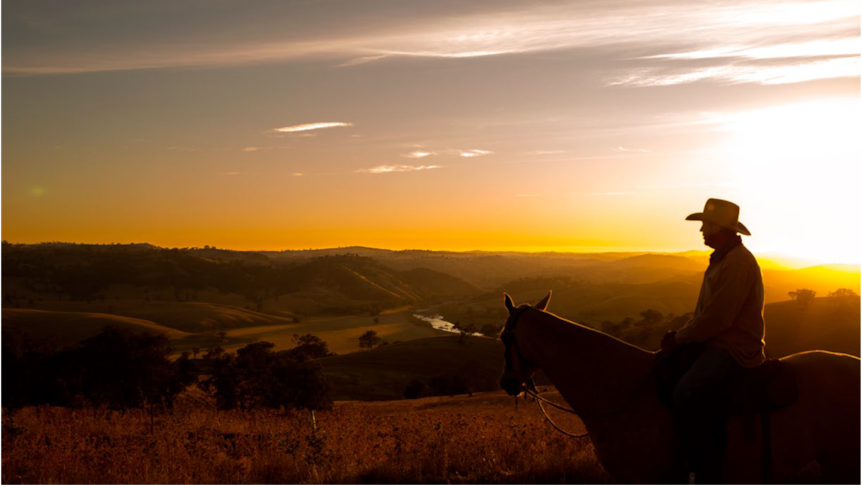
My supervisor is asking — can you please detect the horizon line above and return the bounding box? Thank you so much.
[3,239,859,267]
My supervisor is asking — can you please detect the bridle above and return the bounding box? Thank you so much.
[501,306,538,382]
[501,304,655,439]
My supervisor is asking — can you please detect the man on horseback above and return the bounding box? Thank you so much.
[661,198,766,483]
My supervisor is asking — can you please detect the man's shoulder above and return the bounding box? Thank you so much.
[725,244,760,270]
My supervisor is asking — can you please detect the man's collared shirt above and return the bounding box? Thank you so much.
[676,238,766,368]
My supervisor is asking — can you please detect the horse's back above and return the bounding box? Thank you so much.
[725,350,859,483]
[782,350,860,481]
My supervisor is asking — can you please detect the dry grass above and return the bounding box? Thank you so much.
[0,390,833,484]
[1,390,612,484]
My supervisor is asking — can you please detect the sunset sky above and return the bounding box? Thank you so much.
[2,0,860,264]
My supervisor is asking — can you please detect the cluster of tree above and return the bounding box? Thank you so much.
[788,288,817,305]
[829,288,859,299]
[358,330,383,350]
[788,287,859,307]
[2,325,195,410]
[2,325,335,412]
[403,360,496,399]
[597,309,692,350]
[200,340,332,411]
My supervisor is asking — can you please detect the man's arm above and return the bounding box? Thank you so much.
[676,255,755,344]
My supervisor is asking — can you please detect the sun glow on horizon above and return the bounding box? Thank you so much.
[716,98,861,265]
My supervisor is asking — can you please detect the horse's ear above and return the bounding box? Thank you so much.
[535,291,552,311]
[504,293,516,314]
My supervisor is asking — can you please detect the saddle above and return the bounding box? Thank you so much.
[656,344,798,423]
[656,345,798,482]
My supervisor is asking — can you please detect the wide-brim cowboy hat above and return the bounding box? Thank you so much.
[686,198,751,236]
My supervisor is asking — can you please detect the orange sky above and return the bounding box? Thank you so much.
[2,0,860,264]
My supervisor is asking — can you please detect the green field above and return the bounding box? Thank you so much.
[189,307,448,356]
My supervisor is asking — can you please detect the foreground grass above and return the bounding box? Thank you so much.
[0,393,828,485]
[1,390,612,484]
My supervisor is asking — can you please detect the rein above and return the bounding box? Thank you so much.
[504,306,655,439]
[521,369,654,438]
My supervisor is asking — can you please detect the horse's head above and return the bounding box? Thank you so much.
[499,291,551,396]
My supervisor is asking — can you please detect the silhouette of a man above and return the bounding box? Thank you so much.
[661,198,766,483]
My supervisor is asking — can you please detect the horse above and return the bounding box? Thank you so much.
[499,292,860,483]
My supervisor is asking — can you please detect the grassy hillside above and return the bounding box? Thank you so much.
[2,244,481,317]
[1,308,189,347]
[15,300,296,333]
[764,297,861,358]
[763,265,861,304]
[320,335,501,400]
[4,242,857,366]
[201,309,447,356]
[436,279,701,335]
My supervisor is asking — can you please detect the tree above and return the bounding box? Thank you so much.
[789,288,817,306]
[619,317,635,330]
[289,333,332,361]
[200,341,332,411]
[829,288,859,299]
[452,321,477,344]
[75,326,191,409]
[639,309,664,325]
[358,330,381,350]
[4,325,197,410]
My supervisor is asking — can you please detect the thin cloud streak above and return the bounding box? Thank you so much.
[459,149,493,158]
[610,56,860,87]
[356,164,442,174]
[404,150,435,159]
[273,122,353,133]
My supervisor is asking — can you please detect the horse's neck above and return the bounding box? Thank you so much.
[518,310,654,416]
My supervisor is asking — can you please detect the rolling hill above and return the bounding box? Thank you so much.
[2,244,482,317]
[763,297,861,358]
[11,301,297,333]
[1,308,189,347]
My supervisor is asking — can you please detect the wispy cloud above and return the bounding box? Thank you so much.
[616,146,651,153]
[356,164,442,174]
[272,122,353,133]
[6,0,857,87]
[459,149,493,158]
[404,150,435,159]
[610,57,860,87]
